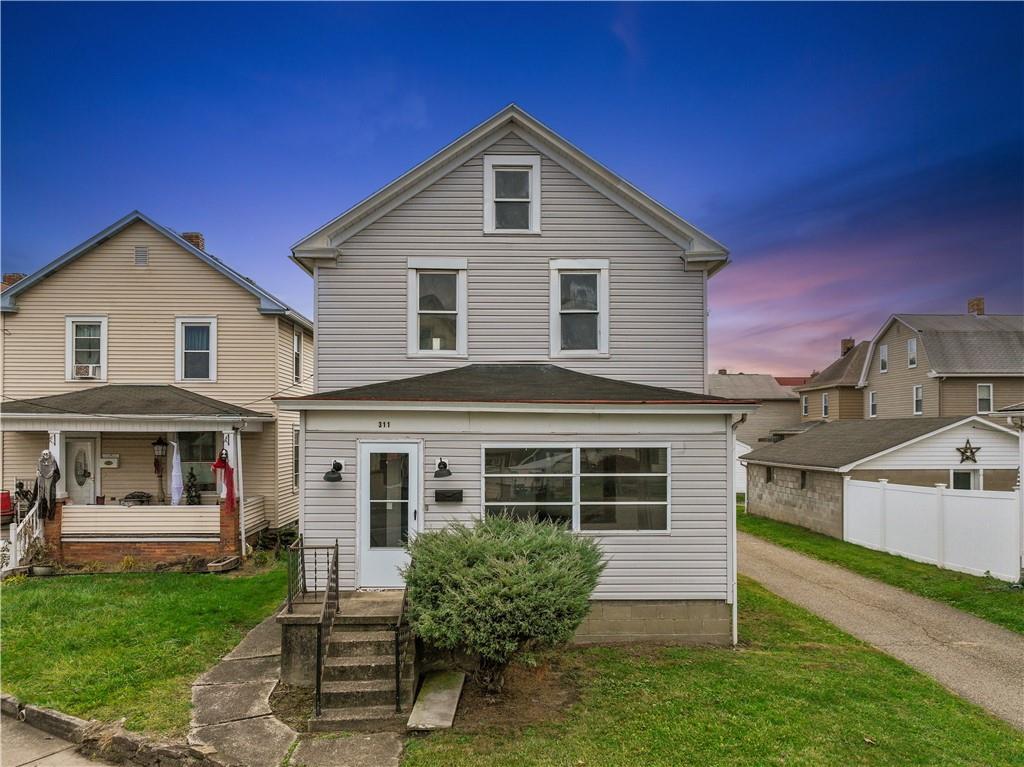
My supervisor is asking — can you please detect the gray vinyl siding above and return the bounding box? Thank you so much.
[301,411,730,601]
[315,132,706,393]
[735,400,801,444]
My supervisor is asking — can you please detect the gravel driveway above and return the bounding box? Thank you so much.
[739,532,1024,730]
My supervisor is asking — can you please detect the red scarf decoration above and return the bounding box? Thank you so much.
[211,451,236,509]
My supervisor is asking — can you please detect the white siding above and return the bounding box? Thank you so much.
[302,410,729,600]
[856,422,1019,470]
[316,133,706,393]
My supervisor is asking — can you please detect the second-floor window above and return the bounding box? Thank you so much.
[907,338,917,368]
[407,258,467,356]
[176,317,217,381]
[869,391,877,417]
[65,315,107,381]
[879,344,888,373]
[293,328,302,383]
[822,392,830,417]
[801,395,808,416]
[912,385,923,415]
[483,155,541,233]
[550,259,609,356]
[977,383,993,414]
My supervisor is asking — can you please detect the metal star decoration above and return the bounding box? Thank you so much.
[956,438,981,464]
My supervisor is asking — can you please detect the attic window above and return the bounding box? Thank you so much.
[483,155,541,234]
[134,246,149,266]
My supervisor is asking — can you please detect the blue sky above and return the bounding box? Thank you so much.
[3,2,1021,374]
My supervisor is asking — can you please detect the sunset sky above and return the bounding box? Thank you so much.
[3,3,1021,376]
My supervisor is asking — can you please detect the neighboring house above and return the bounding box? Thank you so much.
[857,301,1024,421]
[708,372,801,444]
[1,211,313,565]
[279,105,757,648]
[742,416,1020,537]
[793,338,868,424]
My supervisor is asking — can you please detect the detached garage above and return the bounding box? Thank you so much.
[741,416,1020,538]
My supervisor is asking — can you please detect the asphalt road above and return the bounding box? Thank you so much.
[738,531,1024,730]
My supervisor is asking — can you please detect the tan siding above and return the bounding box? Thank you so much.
[861,323,938,418]
[240,427,277,525]
[939,377,1024,420]
[316,133,707,393]
[272,319,314,527]
[735,400,801,444]
[100,433,165,500]
[61,505,220,535]
[1,432,48,492]
[836,387,864,420]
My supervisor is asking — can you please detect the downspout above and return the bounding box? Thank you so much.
[727,413,746,647]
[236,426,246,556]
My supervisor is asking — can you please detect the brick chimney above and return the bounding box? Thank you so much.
[717,368,728,375]
[967,296,985,316]
[181,232,205,251]
[840,338,855,357]
[1,273,26,291]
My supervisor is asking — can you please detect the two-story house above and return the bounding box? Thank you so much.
[1,211,313,566]
[278,105,757,648]
[708,372,801,444]
[792,338,868,424]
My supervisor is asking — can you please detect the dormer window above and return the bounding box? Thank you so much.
[483,155,540,234]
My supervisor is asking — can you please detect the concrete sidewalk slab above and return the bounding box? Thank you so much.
[406,671,465,731]
[195,655,280,686]
[739,531,1024,730]
[290,732,403,767]
[191,715,295,767]
[1,715,99,767]
[223,614,282,660]
[191,681,276,726]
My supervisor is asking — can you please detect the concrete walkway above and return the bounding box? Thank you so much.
[739,532,1024,730]
[1,715,100,767]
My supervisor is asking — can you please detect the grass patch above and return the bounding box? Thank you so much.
[403,578,1024,767]
[737,510,1024,634]
[0,563,286,735]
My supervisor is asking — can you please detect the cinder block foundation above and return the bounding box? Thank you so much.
[574,599,732,645]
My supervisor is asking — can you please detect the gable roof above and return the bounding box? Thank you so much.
[857,314,1023,385]
[277,363,756,408]
[3,384,270,420]
[290,104,729,275]
[740,415,1014,471]
[1,210,312,331]
[795,341,870,392]
[708,373,798,401]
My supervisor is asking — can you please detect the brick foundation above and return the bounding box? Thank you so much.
[747,465,844,538]
[573,599,732,645]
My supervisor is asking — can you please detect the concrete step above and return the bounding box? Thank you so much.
[310,706,407,733]
[329,630,393,656]
[323,654,397,682]
[321,679,395,708]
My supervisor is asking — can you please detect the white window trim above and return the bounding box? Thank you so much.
[907,338,917,369]
[483,155,541,234]
[175,316,218,382]
[292,326,302,383]
[950,468,983,491]
[549,259,610,358]
[406,257,468,357]
[64,315,108,382]
[869,391,877,417]
[879,344,888,373]
[801,395,808,416]
[292,427,300,490]
[912,384,923,415]
[977,383,994,414]
[821,392,830,418]
[479,442,671,535]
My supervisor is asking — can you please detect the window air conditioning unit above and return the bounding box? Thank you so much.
[74,364,101,379]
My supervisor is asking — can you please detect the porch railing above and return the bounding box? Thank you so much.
[286,536,339,612]
[4,499,42,572]
[314,541,339,716]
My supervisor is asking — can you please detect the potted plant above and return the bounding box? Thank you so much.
[25,539,57,576]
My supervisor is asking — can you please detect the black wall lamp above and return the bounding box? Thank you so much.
[434,458,452,478]
[323,460,345,482]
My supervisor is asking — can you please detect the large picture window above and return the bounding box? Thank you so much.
[483,445,669,532]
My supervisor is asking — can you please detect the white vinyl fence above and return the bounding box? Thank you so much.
[844,479,1022,582]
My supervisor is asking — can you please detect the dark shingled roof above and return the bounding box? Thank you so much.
[4,385,270,419]
[282,364,755,405]
[795,341,870,392]
[741,416,969,469]
[708,373,798,401]
[896,314,1024,376]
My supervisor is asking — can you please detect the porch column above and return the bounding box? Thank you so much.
[48,430,66,499]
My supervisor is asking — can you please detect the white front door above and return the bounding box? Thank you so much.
[359,442,420,588]
[66,438,96,505]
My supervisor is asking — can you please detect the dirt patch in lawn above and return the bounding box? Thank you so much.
[269,681,313,731]
[450,653,584,733]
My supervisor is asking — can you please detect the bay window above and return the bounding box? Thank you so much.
[483,445,669,532]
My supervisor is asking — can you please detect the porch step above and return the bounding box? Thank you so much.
[321,679,396,708]
[323,654,399,682]
[329,630,393,656]
[309,706,407,733]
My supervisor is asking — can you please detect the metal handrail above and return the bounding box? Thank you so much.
[314,541,339,717]
[393,588,409,712]
[286,537,338,613]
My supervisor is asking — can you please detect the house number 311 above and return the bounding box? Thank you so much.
[378,421,391,429]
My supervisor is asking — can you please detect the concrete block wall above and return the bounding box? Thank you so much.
[747,465,844,538]
[573,599,731,645]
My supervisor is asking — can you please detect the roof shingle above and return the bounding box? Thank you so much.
[4,385,270,419]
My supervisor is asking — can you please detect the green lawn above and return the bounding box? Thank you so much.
[404,578,1023,767]
[737,509,1024,634]
[0,565,287,734]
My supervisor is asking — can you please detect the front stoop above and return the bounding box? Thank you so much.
[310,593,416,733]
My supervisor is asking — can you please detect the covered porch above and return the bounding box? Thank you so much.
[2,384,273,567]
